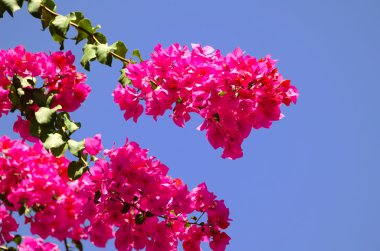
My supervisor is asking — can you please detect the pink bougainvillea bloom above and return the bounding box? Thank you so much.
[209,232,231,251]
[18,236,60,251]
[88,219,114,247]
[0,88,11,118]
[113,84,143,122]
[207,200,231,229]
[13,116,39,142]
[0,206,18,245]
[84,134,103,155]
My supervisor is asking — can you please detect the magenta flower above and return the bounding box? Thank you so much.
[18,237,59,251]
[0,206,18,245]
[84,134,104,155]
[114,43,298,159]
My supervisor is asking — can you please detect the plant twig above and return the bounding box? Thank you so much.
[41,4,131,65]
[64,238,70,251]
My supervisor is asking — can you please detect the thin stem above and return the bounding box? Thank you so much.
[116,195,208,227]
[195,211,205,224]
[40,4,131,65]
[64,238,69,251]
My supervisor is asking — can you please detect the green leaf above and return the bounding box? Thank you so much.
[72,240,83,251]
[49,24,65,50]
[93,32,107,44]
[94,190,101,204]
[68,139,84,156]
[93,24,101,32]
[75,18,92,44]
[0,194,13,207]
[16,0,23,8]
[121,203,130,214]
[13,235,22,245]
[1,0,21,17]
[35,105,61,124]
[57,112,80,133]
[81,44,97,71]
[68,161,87,180]
[49,15,70,49]
[46,94,54,106]
[145,211,154,217]
[110,41,128,58]
[16,87,25,97]
[0,3,6,18]
[118,68,131,87]
[40,7,55,30]
[39,0,56,29]
[51,15,70,36]
[43,133,65,149]
[218,91,226,97]
[9,85,20,110]
[67,11,84,24]
[184,222,191,228]
[32,89,48,107]
[20,76,35,88]
[50,142,67,157]
[77,18,92,32]
[135,213,145,225]
[150,80,158,90]
[132,49,143,62]
[96,44,112,66]
[27,0,42,18]
[18,204,26,215]
[65,119,80,133]
[29,118,42,137]
[42,0,55,10]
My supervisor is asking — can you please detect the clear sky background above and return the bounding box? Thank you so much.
[1,0,380,250]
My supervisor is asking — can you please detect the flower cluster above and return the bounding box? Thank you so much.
[0,136,231,251]
[80,138,231,251]
[0,45,91,115]
[0,136,87,241]
[114,43,298,159]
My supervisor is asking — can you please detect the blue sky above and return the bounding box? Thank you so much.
[1,0,380,250]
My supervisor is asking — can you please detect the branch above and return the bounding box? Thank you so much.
[40,4,130,65]
[0,0,138,84]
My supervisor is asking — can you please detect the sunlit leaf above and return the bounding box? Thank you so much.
[35,105,61,124]
[81,43,97,71]
[68,161,87,180]
[96,44,112,66]
[27,0,42,18]
[110,41,128,58]
[68,139,85,156]
[1,0,21,17]
[75,18,92,44]
[43,133,65,149]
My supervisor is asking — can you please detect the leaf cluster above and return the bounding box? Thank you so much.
[9,75,89,180]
